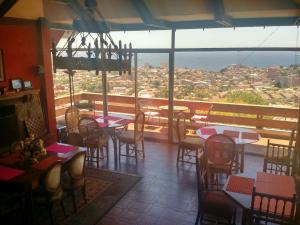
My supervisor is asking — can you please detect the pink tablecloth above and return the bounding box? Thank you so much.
[0,165,24,181]
[46,143,76,154]
[32,156,60,171]
[200,127,217,135]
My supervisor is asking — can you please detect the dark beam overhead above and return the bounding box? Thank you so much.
[49,16,299,32]
[131,0,170,29]
[69,0,110,32]
[211,0,232,27]
[0,0,18,17]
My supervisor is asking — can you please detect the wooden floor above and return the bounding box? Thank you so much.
[92,140,265,225]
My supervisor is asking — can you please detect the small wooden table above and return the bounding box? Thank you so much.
[95,115,133,165]
[223,172,297,224]
[196,125,261,172]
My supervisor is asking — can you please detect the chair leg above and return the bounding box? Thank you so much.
[134,144,138,164]
[106,143,109,160]
[194,209,200,225]
[118,141,121,161]
[60,199,67,217]
[177,145,181,165]
[82,185,87,203]
[96,147,99,168]
[142,140,145,158]
[71,190,77,213]
[47,202,54,225]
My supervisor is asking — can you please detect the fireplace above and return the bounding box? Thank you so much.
[0,90,47,153]
[0,105,19,151]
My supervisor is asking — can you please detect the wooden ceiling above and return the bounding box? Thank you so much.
[1,0,300,31]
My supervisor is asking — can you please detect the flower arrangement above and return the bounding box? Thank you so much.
[11,134,47,164]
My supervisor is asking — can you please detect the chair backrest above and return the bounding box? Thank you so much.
[250,187,297,225]
[204,134,236,167]
[289,125,297,147]
[67,151,86,179]
[65,106,80,134]
[264,140,294,176]
[176,112,186,143]
[134,111,145,141]
[41,161,62,194]
[196,152,208,199]
[78,117,100,140]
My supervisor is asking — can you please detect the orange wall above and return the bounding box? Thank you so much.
[0,20,60,143]
[0,22,40,89]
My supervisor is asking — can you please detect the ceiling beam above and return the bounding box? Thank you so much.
[211,0,232,27]
[131,0,170,29]
[0,0,18,17]
[68,0,110,32]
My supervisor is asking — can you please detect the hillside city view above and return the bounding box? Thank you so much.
[53,63,300,107]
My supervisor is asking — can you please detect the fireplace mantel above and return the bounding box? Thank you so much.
[0,89,40,103]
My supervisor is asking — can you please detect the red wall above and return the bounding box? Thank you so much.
[0,22,40,89]
[0,21,60,143]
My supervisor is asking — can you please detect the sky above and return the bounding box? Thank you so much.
[108,26,300,48]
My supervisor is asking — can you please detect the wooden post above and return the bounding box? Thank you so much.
[134,52,138,115]
[100,33,108,117]
[295,104,300,174]
[168,29,175,142]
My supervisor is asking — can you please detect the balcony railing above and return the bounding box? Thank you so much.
[55,92,299,140]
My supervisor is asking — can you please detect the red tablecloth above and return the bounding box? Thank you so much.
[226,175,255,195]
[255,172,295,198]
[223,130,239,138]
[0,153,23,166]
[200,127,217,135]
[0,165,24,181]
[32,156,61,171]
[46,143,76,154]
[241,132,259,140]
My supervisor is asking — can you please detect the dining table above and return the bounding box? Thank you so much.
[223,171,297,224]
[0,142,83,223]
[196,125,261,173]
[94,115,133,165]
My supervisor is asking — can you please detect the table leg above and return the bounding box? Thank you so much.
[110,133,118,165]
[240,145,245,173]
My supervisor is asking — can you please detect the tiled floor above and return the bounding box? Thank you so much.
[93,140,264,225]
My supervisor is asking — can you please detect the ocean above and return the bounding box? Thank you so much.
[136,51,299,71]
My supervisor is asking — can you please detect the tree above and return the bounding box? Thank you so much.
[224,91,268,105]
[274,81,282,88]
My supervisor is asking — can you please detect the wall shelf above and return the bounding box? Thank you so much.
[0,89,40,103]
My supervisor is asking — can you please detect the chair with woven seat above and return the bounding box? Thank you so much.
[78,117,109,167]
[203,134,236,187]
[118,111,145,163]
[65,106,80,135]
[176,112,203,165]
[137,99,161,126]
[195,152,237,225]
[191,104,213,127]
[63,151,86,213]
[39,161,66,225]
[249,187,297,225]
[263,127,297,176]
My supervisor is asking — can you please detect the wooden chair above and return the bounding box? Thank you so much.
[263,128,297,175]
[195,152,236,225]
[118,111,145,163]
[203,134,236,187]
[39,161,66,225]
[249,187,297,225]
[176,112,203,165]
[191,104,213,127]
[78,117,109,167]
[63,151,86,213]
[65,106,80,134]
[137,99,161,125]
